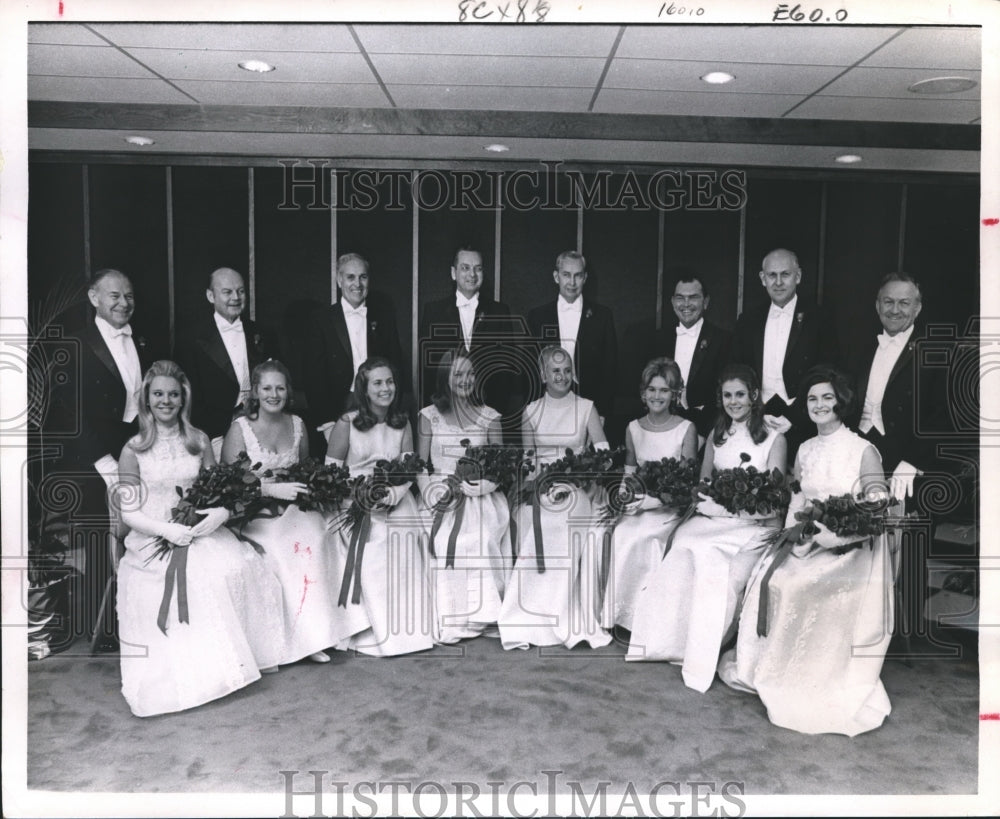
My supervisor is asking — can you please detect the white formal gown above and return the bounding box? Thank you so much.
[627,422,782,693]
[236,415,348,664]
[497,393,611,650]
[336,415,435,656]
[718,425,893,736]
[117,428,284,717]
[419,404,509,643]
[601,418,693,630]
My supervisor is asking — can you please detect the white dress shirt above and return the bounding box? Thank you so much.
[214,311,251,407]
[557,295,584,369]
[456,292,479,350]
[95,316,142,423]
[860,324,914,436]
[674,318,702,409]
[342,301,368,382]
[761,295,797,404]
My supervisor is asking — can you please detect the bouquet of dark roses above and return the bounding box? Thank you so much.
[428,440,533,566]
[755,485,897,637]
[145,451,263,562]
[699,452,792,518]
[262,458,354,516]
[335,452,430,606]
[600,456,700,525]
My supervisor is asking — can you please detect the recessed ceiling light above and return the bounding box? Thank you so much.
[484,143,510,153]
[701,71,735,85]
[908,76,977,94]
[835,154,862,164]
[238,59,276,73]
[124,135,155,146]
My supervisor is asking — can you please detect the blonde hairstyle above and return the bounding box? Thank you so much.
[243,359,294,420]
[538,344,572,376]
[130,360,204,455]
[640,357,683,410]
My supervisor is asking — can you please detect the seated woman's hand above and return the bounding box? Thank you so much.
[160,522,194,547]
[376,484,410,510]
[544,481,574,504]
[624,493,662,515]
[460,479,498,498]
[807,519,867,551]
[189,507,231,538]
[262,480,307,502]
[695,493,729,518]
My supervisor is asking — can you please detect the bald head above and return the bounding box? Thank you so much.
[759,248,801,308]
[206,267,246,322]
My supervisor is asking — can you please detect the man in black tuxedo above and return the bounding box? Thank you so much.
[49,269,155,649]
[418,246,525,422]
[304,252,404,433]
[649,275,731,438]
[175,267,272,446]
[732,248,837,451]
[528,250,617,422]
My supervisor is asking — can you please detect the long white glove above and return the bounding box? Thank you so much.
[325,456,344,467]
[377,482,412,509]
[120,509,194,547]
[783,491,808,529]
[763,414,792,434]
[461,479,498,497]
[695,492,729,517]
[262,480,307,502]
[890,460,921,501]
[188,507,231,538]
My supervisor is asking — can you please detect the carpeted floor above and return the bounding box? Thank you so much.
[26,632,978,797]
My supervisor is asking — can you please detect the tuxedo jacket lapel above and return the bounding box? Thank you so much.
[200,324,238,384]
[688,325,709,382]
[331,304,352,358]
[84,321,123,383]
[887,338,915,387]
[784,309,804,359]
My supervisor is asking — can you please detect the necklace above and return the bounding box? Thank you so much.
[644,415,675,430]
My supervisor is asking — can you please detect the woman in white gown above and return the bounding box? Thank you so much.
[627,364,786,693]
[222,360,342,665]
[416,348,509,643]
[497,346,612,650]
[718,367,892,736]
[602,357,697,631]
[325,356,434,657]
[116,360,284,717]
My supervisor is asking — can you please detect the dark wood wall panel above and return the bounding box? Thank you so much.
[336,172,415,380]
[88,165,170,349]
[28,163,87,329]
[743,178,823,313]
[823,180,904,350]
[171,166,249,345]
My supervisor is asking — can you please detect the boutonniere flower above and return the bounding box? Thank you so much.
[253,333,263,350]
[369,320,378,333]
[584,308,593,320]
[698,339,708,351]
[795,312,805,325]
[136,336,148,352]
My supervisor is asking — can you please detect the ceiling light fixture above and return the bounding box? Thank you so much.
[908,76,977,94]
[484,143,510,153]
[238,59,276,73]
[124,135,155,146]
[835,154,862,164]
[700,71,735,85]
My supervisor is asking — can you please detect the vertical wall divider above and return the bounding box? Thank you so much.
[897,183,908,271]
[737,202,747,318]
[82,164,91,281]
[494,179,502,302]
[411,170,420,396]
[248,167,256,321]
[817,182,828,306]
[656,208,665,331]
[330,167,338,304]
[576,185,584,255]
[166,167,175,353]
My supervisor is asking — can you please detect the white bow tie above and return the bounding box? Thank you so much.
[676,325,698,338]
[558,300,582,314]
[456,294,479,310]
[343,304,368,318]
[111,325,133,338]
[768,304,793,320]
[219,319,244,334]
[877,331,904,349]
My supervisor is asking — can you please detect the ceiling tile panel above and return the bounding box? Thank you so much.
[388,84,593,111]
[88,23,358,52]
[860,26,981,70]
[28,43,159,79]
[354,24,621,56]
[120,48,375,84]
[786,95,980,123]
[594,89,804,118]
[369,54,605,87]
[173,80,390,107]
[28,76,193,104]
[28,24,110,45]
[616,25,902,66]
[605,58,843,95]
[819,66,981,99]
